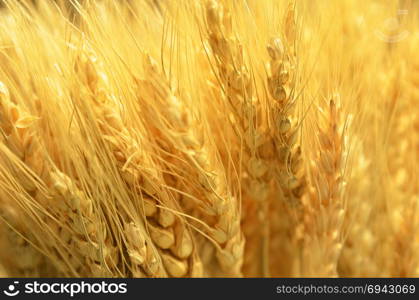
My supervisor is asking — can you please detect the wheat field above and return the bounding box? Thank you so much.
[0,0,417,278]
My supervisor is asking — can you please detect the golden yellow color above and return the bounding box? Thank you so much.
[0,0,417,277]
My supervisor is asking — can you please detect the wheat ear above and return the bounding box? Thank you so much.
[263,3,308,276]
[0,81,118,276]
[206,0,278,276]
[137,54,243,276]
[76,52,201,277]
[300,97,347,276]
